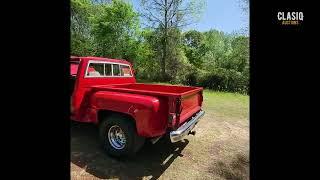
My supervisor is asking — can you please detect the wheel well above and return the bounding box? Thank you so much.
[97,110,135,125]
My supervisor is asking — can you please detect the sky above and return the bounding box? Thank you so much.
[131,0,249,34]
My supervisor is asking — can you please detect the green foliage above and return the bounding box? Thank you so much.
[70,0,249,94]
[182,30,206,68]
[180,30,249,93]
[198,69,248,93]
[71,0,95,56]
[91,0,140,59]
[70,0,142,59]
[134,29,162,81]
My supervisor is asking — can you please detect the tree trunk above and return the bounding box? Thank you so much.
[161,0,168,81]
[161,35,167,80]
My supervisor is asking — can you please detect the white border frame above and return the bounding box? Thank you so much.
[84,60,133,78]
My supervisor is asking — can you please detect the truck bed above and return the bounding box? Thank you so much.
[92,83,202,97]
[91,83,203,127]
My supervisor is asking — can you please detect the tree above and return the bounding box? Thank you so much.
[91,0,112,4]
[71,0,95,56]
[91,0,140,59]
[182,30,206,68]
[230,36,249,73]
[134,29,162,80]
[138,0,206,80]
[70,0,249,93]
[238,0,249,35]
[201,30,232,70]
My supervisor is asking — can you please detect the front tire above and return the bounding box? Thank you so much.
[99,114,145,157]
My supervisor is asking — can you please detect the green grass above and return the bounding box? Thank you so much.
[203,90,249,119]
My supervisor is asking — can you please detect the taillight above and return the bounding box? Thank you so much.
[174,98,182,128]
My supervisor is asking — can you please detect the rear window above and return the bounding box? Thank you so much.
[85,61,132,77]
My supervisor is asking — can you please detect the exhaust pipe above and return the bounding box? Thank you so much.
[150,136,162,144]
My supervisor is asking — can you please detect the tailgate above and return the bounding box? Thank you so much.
[177,89,203,126]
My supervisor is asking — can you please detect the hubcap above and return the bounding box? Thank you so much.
[107,125,126,150]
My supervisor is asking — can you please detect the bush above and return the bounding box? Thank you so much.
[184,71,199,86]
[197,68,248,94]
[135,61,248,94]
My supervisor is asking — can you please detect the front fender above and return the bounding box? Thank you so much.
[91,91,166,137]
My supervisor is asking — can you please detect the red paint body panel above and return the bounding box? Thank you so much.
[70,56,204,138]
[70,64,79,75]
[90,91,167,137]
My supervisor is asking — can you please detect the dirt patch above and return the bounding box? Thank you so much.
[209,154,249,180]
[71,121,190,180]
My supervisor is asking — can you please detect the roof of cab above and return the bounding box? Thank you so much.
[70,56,131,65]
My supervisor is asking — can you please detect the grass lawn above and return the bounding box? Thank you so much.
[203,90,249,119]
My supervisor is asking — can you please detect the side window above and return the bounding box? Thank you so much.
[105,64,112,76]
[112,64,120,76]
[120,65,132,76]
[87,63,104,77]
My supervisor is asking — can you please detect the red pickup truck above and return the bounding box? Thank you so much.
[70,56,205,156]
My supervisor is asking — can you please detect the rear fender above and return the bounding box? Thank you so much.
[91,91,164,137]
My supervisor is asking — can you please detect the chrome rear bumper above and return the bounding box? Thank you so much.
[170,110,205,143]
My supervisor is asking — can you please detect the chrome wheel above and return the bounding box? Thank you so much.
[107,125,126,150]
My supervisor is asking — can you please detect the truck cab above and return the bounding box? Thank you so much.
[70,56,205,156]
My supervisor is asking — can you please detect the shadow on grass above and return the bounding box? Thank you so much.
[209,153,249,180]
[71,121,189,180]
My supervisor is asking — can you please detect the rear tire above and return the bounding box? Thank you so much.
[99,114,145,157]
